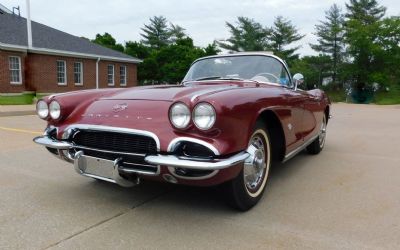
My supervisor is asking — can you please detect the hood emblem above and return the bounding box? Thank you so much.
[112,103,128,112]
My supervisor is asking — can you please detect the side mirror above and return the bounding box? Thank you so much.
[293,73,304,90]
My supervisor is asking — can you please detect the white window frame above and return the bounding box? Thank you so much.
[120,65,127,86]
[9,56,22,85]
[74,62,83,86]
[57,60,67,85]
[107,64,115,86]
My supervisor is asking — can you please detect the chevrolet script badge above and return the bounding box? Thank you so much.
[112,103,128,112]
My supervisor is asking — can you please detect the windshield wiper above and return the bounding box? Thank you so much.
[182,76,258,84]
[194,76,223,81]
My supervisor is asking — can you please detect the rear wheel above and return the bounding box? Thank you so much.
[224,122,271,211]
[307,114,327,155]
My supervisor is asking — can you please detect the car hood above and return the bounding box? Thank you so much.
[100,81,258,102]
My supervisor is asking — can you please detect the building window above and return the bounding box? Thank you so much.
[9,56,22,84]
[107,64,115,86]
[74,62,83,85]
[120,65,127,86]
[57,60,67,85]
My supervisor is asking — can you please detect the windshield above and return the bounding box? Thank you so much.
[183,55,292,87]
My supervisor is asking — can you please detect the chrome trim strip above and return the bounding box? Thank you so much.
[74,145,147,157]
[144,151,249,170]
[62,124,161,151]
[283,133,320,162]
[119,162,160,176]
[187,52,293,87]
[33,136,73,149]
[167,137,220,155]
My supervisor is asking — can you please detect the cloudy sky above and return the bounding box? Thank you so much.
[2,0,399,55]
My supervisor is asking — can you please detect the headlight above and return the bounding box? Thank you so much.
[193,103,216,130]
[49,100,61,120]
[169,102,190,129]
[36,100,49,119]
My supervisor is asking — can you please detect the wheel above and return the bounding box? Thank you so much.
[306,114,327,155]
[223,121,271,211]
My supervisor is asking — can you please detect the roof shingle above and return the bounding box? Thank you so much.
[0,12,140,62]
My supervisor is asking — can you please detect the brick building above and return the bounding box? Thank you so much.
[0,5,141,100]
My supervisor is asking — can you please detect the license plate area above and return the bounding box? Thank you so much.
[73,152,140,187]
[79,155,115,179]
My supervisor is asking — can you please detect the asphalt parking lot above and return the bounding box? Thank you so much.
[1,103,400,250]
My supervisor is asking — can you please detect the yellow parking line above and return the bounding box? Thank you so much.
[0,126,42,135]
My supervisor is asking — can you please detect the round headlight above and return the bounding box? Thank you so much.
[193,103,216,130]
[36,100,49,119]
[49,100,61,120]
[169,102,190,129]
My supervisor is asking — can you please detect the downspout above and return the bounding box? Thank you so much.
[96,57,100,89]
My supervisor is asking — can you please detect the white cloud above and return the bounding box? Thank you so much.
[2,0,399,56]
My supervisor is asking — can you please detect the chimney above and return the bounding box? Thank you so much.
[26,0,32,49]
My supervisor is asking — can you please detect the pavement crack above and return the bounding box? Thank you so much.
[42,189,172,250]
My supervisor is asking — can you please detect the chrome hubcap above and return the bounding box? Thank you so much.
[244,135,266,191]
[319,116,327,148]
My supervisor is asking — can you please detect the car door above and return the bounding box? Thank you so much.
[296,89,318,141]
[282,87,308,151]
[275,63,308,152]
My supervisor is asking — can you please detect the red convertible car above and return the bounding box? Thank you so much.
[33,52,330,210]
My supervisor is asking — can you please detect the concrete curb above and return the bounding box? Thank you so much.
[0,111,36,117]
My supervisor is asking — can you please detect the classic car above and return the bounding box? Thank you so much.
[33,52,330,211]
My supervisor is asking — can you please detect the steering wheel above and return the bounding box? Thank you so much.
[251,73,280,83]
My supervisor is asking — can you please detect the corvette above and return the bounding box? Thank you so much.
[33,52,330,210]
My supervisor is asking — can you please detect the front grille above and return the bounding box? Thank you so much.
[72,130,157,154]
[69,129,159,175]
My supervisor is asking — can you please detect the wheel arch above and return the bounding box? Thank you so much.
[325,105,330,124]
[253,109,286,162]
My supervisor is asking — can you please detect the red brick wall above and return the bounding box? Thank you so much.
[0,49,138,93]
[98,60,138,89]
[0,49,28,93]
[28,54,138,93]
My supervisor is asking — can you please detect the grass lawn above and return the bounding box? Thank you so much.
[373,85,400,105]
[0,93,35,105]
[325,90,347,103]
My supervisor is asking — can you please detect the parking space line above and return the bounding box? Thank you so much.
[0,126,42,135]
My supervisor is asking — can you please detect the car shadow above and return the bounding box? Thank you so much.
[70,149,314,214]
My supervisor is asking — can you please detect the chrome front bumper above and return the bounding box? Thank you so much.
[33,135,249,171]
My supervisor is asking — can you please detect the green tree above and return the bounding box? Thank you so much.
[92,32,124,52]
[135,37,217,84]
[311,4,345,84]
[218,16,271,52]
[270,16,305,63]
[377,16,400,82]
[140,16,171,49]
[344,0,386,89]
[168,23,187,43]
[204,41,221,56]
[125,41,151,59]
[291,55,331,89]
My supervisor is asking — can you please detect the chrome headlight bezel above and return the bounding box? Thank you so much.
[169,102,191,129]
[192,102,216,130]
[36,100,49,119]
[49,100,61,120]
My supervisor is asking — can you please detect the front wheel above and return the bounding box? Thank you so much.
[223,122,271,211]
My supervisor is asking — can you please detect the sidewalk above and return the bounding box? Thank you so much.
[0,104,36,117]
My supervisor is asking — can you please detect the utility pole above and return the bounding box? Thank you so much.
[26,0,32,49]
